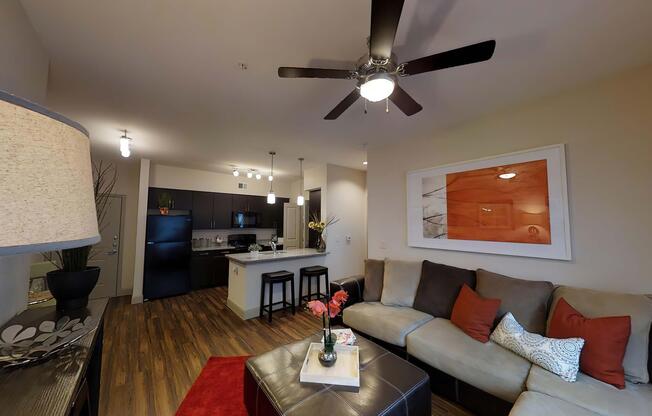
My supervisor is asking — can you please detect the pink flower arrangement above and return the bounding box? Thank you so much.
[306,290,349,346]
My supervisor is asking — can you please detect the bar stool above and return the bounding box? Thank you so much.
[259,270,295,323]
[299,266,329,307]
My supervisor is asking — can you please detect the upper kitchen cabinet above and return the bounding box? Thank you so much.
[148,187,193,210]
[191,191,214,229]
[212,193,232,229]
[231,194,249,212]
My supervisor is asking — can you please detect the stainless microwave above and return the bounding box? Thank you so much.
[232,211,260,228]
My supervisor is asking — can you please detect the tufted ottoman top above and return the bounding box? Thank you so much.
[244,332,430,416]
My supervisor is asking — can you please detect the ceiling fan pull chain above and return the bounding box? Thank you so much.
[364,98,368,114]
[385,98,389,113]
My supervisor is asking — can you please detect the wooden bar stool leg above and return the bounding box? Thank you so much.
[317,275,321,300]
[282,281,287,313]
[290,277,296,314]
[268,281,273,323]
[325,272,330,296]
[298,272,304,306]
[259,277,265,319]
[308,273,312,301]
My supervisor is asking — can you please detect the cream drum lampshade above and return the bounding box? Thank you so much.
[0,90,100,255]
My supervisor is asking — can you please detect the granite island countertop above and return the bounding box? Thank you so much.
[226,248,327,265]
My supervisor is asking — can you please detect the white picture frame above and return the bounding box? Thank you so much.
[406,144,572,260]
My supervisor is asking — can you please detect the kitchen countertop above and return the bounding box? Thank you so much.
[226,248,327,265]
[192,244,236,252]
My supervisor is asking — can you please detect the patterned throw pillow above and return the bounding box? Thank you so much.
[490,312,585,382]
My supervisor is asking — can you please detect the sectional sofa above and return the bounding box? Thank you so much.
[329,259,652,416]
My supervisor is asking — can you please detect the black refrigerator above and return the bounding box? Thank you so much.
[143,215,192,300]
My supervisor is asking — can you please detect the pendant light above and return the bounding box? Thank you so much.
[297,157,305,206]
[119,130,132,158]
[267,151,276,204]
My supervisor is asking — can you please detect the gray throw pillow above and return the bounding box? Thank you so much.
[476,269,554,335]
[412,261,476,318]
[362,259,385,302]
[380,260,422,307]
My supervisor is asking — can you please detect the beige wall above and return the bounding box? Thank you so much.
[324,165,367,280]
[149,163,292,197]
[0,0,49,324]
[368,64,652,294]
[0,0,48,104]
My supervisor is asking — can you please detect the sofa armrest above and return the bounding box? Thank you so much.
[329,275,364,326]
[330,275,365,309]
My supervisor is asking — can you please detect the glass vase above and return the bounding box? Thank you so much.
[318,332,337,367]
[316,234,326,253]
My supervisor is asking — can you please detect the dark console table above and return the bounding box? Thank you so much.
[0,299,107,416]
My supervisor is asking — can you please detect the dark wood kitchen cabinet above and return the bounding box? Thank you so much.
[191,191,232,230]
[212,193,232,228]
[192,191,214,229]
[148,187,193,210]
[190,250,229,289]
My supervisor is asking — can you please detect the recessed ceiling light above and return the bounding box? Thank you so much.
[499,172,517,179]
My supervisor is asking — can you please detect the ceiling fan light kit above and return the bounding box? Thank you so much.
[278,0,496,119]
[360,72,395,102]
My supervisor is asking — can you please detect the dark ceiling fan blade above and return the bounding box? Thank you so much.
[401,40,496,76]
[324,89,360,120]
[389,85,422,116]
[369,0,405,60]
[278,67,354,79]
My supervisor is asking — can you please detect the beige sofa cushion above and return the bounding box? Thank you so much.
[380,260,422,307]
[547,286,652,383]
[509,392,599,416]
[343,302,432,347]
[406,318,531,402]
[526,365,652,416]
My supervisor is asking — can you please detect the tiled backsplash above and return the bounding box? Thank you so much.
[192,229,277,242]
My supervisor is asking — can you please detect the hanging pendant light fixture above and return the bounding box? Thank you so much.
[119,130,132,158]
[297,157,305,206]
[267,151,276,204]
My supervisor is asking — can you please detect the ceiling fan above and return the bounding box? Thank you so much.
[278,0,496,120]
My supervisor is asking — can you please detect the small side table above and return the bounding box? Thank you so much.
[0,298,107,416]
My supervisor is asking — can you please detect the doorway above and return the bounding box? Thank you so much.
[89,195,124,299]
[307,189,321,249]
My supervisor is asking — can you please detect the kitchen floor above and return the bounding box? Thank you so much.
[100,287,471,415]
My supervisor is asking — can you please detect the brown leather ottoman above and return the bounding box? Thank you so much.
[244,332,430,416]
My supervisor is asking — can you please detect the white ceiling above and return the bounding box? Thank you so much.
[20,0,652,179]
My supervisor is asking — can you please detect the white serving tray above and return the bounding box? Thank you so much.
[299,342,360,387]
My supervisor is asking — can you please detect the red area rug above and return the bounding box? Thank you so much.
[176,356,250,416]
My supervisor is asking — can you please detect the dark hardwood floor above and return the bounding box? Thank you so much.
[100,287,471,416]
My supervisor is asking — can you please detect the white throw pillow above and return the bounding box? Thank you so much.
[491,312,584,382]
[380,260,422,307]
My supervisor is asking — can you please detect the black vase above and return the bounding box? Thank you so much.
[46,267,100,311]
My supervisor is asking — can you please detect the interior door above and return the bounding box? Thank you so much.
[89,195,123,299]
[283,203,302,249]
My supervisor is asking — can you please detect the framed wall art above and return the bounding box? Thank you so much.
[406,144,571,260]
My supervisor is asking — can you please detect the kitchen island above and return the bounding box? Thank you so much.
[226,249,328,319]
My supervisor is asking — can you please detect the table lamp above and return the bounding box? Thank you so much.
[0,89,100,310]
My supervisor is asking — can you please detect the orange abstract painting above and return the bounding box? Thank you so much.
[445,159,551,244]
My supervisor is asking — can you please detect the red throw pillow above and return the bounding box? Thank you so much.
[547,298,631,389]
[451,284,501,343]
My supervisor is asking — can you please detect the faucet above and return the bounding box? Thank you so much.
[270,241,277,254]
